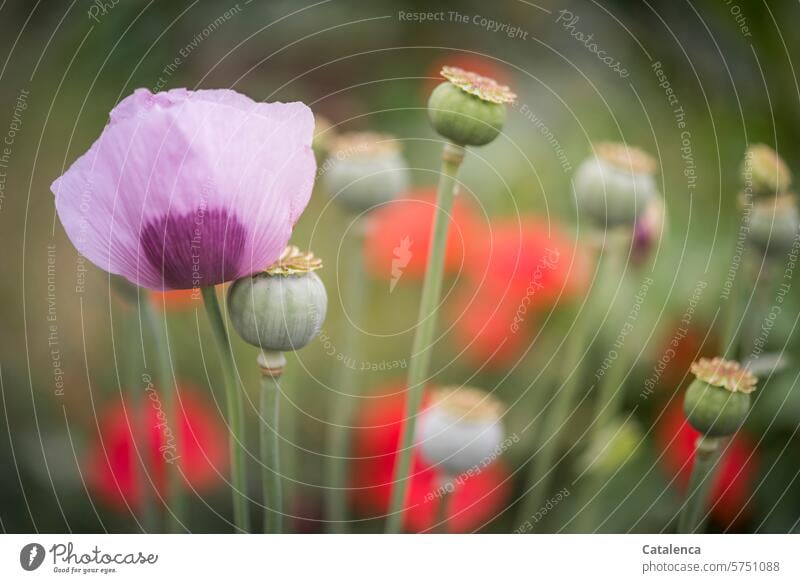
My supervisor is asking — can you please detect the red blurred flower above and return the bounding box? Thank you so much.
[423,54,511,101]
[350,384,511,532]
[449,289,528,370]
[86,386,227,511]
[450,217,588,368]
[656,403,758,527]
[466,217,588,302]
[363,187,484,284]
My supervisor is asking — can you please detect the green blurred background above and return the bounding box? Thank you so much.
[1,0,799,533]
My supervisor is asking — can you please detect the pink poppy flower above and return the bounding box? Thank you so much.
[51,88,315,290]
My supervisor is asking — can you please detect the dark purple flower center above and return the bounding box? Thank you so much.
[140,207,246,289]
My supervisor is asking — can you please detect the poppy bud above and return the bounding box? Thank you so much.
[427,66,515,147]
[748,193,800,259]
[742,144,791,199]
[228,247,327,352]
[580,417,643,476]
[415,386,505,477]
[631,196,666,265]
[312,115,335,163]
[573,142,659,229]
[683,357,757,437]
[322,132,409,213]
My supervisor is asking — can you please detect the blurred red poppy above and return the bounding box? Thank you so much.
[363,187,484,284]
[86,386,227,511]
[450,217,588,368]
[466,217,588,302]
[423,54,511,101]
[350,384,511,532]
[449,289,528,370]
[652,323,717,393]
[656,403,758,527]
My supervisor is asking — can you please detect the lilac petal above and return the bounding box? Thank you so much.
[51,88,316,290]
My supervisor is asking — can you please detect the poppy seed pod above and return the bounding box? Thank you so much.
[683,358,757,437]
[312,115,335,163]
[427,66,515,147]
[748,194,800,259]
[573,142,659,229]
[415,386,505,477]
[322,132,409,213]
[742,144,791,199]
[228,247,327,352]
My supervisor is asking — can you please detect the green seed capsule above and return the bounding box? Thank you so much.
[574,143,659,228]
[427,66,515,147]
[683,357,757,437]
[748,194,800,259]
[322,132,408,213]
[227,248,327,352]
[415,386,505,476]
[742,144,791,199]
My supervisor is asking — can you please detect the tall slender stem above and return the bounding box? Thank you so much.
[517,304,593,530]
[385,142,465,533]
[140,292,184,532]
[258,350,286,534]
[201,286,249,533]
[575,258,634,532]
[678,436,723,533]
[326,218,367,532]
[125,302,158,533]
[434,476,452,534]
[517,245,607,531]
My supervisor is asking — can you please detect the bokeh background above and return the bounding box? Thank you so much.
[1,0,800,533]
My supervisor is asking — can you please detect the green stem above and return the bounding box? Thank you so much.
[722,227,753,360]
[385,142,465,534]
[435,482,452,534]
[742,262,773,361]
[258,351,286,534]
[678,436,723,533]
[126,303,158,533]
[575,261,634,532]
[140,291,184,532]
[517,305,593,531]
[201,286,249,533]
[517,245,608,531]
[326,219,367,533]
